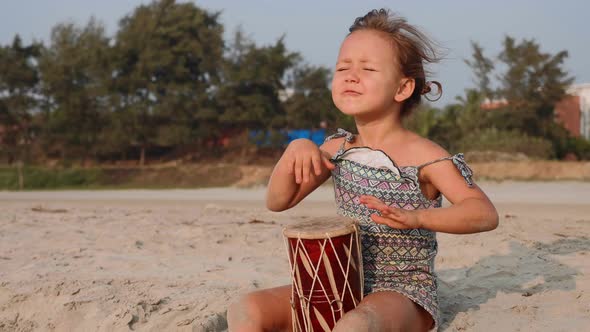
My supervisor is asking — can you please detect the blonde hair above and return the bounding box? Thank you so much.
[349,9,443,116]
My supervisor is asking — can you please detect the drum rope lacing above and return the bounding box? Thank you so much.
[283,223,364,331]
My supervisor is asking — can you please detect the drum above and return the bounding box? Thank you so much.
[283,217,363,332]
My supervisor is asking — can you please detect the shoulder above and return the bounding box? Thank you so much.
[408,136,474,188]
[406,134,450,166]
[321,128,354,156]
[320,136,345,156]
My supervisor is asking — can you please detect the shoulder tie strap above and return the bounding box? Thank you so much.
[324,128,355,143]
[417,153,474,187]
[324,128,355,155]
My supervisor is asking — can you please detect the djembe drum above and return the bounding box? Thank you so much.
[283,217,363,332]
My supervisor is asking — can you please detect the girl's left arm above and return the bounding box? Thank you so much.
[416,158,499,234]
[361,157,499,234]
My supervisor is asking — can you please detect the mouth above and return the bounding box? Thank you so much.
[342,90,361,96]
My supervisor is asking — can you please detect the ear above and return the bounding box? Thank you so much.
[394,78,415,102]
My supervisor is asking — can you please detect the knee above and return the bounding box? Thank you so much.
[227,294,264,331]
[333,306,380,332]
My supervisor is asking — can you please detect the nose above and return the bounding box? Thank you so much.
[344,68,359,83]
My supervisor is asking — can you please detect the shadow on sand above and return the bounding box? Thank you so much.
[438,236,589,329]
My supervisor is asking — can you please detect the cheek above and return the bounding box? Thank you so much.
[332,92,346,111]
[363,81,386,98]
[330,77,342,102]
[371,80,396,101]
[331,89,338,106]
[331,74,342,89]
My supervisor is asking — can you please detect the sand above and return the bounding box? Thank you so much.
[1,182,589,331]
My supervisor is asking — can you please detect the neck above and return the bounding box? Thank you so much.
[354,111,406,148]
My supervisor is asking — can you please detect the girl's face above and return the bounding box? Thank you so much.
[332,30,404,117]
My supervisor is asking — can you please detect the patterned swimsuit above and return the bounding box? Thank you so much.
[325,129,474,330]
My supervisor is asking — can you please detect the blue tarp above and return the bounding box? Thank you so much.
[249,129,326,147]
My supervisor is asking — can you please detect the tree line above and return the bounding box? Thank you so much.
[1,0,588,167]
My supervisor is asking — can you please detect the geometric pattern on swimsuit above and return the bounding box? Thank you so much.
[325,128,474,331]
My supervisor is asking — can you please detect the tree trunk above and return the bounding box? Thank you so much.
[17,160,24,190]
[140,145,146,167]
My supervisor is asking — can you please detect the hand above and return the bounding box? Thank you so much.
[285,139,335,184]
[359,195,422,229]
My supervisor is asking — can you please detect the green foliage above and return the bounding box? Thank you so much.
[113,0,225,163]
[284,64,341,129]
[0,166,103,189]
[0,35,42,163]
[464,42,494,97]
[456,128,554,159]
[217,29,300,130]
[455,36,582,159]
[404,105,440,138]
[406,90,494,152]
[2,0,588,167]
[467,38,573,126]
[565,136,590,160]
[0,164,244,189]
[38,18,111,161]
[498,37,573,120]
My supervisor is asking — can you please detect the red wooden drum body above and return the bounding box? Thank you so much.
[283,217,363,332]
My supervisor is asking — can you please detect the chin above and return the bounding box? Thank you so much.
[335,103,370,116]
[334,101,361,115]
[346,110,366,117]
[336,106,360,116]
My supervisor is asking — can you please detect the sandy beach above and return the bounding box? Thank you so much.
[1,182,589,331]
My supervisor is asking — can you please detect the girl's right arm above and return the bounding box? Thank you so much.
[266,138,339,211]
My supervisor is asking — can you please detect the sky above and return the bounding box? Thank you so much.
[1,0,588,106]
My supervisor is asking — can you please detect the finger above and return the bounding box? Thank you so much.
[302,157,312,183]
[286,156,295,175]
[382,212,404,223]
[359,195,384,204]
[364,203,390,215]
[311,153,322,176]
[362,199,388,209]
[322,154,335,170]
[386,207,405,218]
[368,206,406,224]
[370,214,409,229]
[294,156,303,184]
[382,207,408,221]
[369,213,388,224]
[363,201,392,213]
[370,214,395,227]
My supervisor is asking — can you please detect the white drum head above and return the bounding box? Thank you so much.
[283,217,357,239]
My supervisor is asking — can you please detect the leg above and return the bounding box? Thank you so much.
[332,291,434,332]
[227,285,292,332]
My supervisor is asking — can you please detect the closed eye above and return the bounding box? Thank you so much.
[363,68,377,72]
[337,68,349,72]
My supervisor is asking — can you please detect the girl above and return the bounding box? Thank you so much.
[228,9,498,332]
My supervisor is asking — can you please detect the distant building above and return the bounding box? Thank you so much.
[554,83,590,140]
[480,84,590,140]
[480,97,508,110]
[554,95,581,136]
